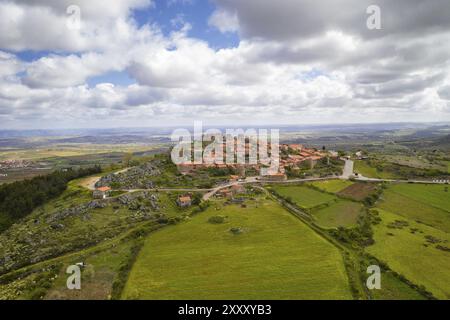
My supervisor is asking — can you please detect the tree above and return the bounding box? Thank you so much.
[0,166,102,232]
[123,152,133,167]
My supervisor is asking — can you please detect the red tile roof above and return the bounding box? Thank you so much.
[96,186,111,192]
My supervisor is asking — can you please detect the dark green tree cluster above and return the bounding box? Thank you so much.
[0,166,102,232]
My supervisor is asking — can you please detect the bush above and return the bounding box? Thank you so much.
[30,287,48,300]
[208,216,226,224]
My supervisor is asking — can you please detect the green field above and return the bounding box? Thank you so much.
[312,201,363,229]
[377,184,450,233]
[271,185,337,209]
[354,160,398,179]
[44,238,138,300]
[309,180,354,193]
[370,271,426,300]
[367,209,450,300]
[387,184,450,213]
[122,198,353,299]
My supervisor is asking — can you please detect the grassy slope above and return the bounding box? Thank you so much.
[44,239,137,300]
[0,179,186,299]
[312,201,363,229]
[272,184,362,229]
[367,209,450,299]
[271,185,337,209]
[378,185,450,233]
[388,184,450,213]
[309,180,353,193]
[0,174,187,276]
[122,198,352,300]
[354,160,398,179]
[268,185,427,300]
[371,271,426,300]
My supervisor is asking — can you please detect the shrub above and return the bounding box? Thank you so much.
[208,216,226,224]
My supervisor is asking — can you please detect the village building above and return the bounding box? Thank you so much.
[93,186,111,199]
[177,195,192,208]
[176,142,326,176]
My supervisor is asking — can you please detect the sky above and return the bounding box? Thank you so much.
[0,0,449,129]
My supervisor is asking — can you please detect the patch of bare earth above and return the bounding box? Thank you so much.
[337,183,377,201]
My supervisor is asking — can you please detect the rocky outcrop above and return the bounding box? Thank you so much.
[95,161,161,189]
[117,191,160,212]
[0,191,160,275]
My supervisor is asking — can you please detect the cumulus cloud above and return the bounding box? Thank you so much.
[208,9,239,33]
[211,0,450,41]
[0,0,449,128]
[0,0,153,51]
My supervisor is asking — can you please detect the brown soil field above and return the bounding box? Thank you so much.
[337,183,378,201]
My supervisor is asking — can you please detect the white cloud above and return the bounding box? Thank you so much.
[0,0,449,128]
[208,9,239,33]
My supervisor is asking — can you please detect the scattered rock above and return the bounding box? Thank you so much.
[50,223,65,230]
[230,227,242,235]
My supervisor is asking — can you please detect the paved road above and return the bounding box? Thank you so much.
[341,159,354,179]
[201,176,338,201]
[90,159,448,201]
[355,176,449,184]
[124,188,214,193]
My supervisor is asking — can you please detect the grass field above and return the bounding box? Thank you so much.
[271,185,337,209]
[367,209,450,300]
[370,271,426,300]
[312,201,363,229]
[122,198,353,299]
[44,239,137,300]
[377,184,450,233]
[354,160,398,179]
[309,180,353,193]
[387,184,450,213]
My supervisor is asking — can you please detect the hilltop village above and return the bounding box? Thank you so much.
[176,143,335,180]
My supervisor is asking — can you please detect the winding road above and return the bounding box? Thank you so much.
[83,158,448,201]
